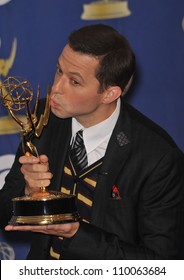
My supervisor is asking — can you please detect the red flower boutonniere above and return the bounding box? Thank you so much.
[112,185,122,200]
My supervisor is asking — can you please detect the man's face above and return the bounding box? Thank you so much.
[50,45,107,127]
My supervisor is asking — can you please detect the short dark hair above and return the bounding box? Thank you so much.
[68,24,135,93]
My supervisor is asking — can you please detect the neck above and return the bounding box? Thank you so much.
[76,101,117,128]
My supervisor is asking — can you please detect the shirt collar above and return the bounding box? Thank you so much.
[72,98,121,154]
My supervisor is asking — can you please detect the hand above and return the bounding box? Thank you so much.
[19,154,53,194]
[5,222,80,238]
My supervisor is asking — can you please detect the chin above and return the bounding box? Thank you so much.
[51,107,70,119]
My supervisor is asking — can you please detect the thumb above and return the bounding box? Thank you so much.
[39,154,49,164]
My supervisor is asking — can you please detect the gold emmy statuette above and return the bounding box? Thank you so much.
[0,77,80,225]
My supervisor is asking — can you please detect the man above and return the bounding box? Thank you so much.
[0,24,184,260]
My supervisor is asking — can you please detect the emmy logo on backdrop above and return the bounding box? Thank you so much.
[0,76,80,225]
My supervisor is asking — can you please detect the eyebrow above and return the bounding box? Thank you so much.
[69,71,85,83]
[57,60,85,83]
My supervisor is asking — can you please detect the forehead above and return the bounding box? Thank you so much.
[59,45,99,74]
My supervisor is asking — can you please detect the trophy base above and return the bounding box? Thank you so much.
[9,191,80,225]
[9,212,80,226]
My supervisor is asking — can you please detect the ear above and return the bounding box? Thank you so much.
[103,86,122,104]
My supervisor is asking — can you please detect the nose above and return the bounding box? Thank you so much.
[51,73,64,94]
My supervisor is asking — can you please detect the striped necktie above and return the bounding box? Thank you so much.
[70,130,88,170]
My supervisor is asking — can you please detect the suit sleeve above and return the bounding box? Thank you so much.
[0,145,25,228]
[61,148,184,259]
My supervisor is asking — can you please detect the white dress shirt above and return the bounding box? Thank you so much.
[71,98,121,166]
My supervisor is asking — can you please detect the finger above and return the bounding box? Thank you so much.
[5,225,14,231]
[46,223,70,232]
[19,155,40,164]
[5,223,79,238]
[5,225,48,231]
[23,169,53,181]
[21,156,51,173]
[25,177,51,188]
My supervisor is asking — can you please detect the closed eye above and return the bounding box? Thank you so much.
[71,79,80,86]
[56,63,62,75]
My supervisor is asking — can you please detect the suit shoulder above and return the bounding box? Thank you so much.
[123,102,178,149]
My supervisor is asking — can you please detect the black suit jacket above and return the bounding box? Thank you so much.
[1,99,184,259]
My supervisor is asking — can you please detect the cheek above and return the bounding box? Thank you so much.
[73,95,98,110]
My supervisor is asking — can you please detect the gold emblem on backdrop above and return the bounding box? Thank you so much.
[0,38,25,135]
[182,16,184,32]
[0,38,17,77]
[81,0,131,20]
